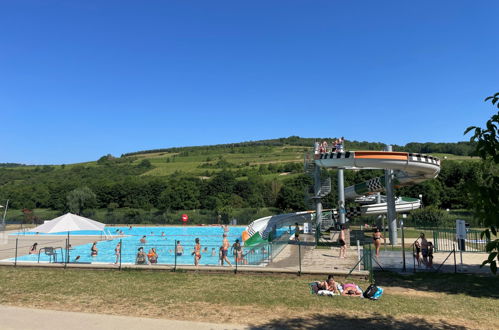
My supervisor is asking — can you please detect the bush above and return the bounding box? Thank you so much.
[410,207,450,227]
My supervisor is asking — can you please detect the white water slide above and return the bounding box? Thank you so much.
[242,151,441,246]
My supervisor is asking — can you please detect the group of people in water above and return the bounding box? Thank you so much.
[114,225,250,266]
[192,230,249,267]
[26,224,267,266]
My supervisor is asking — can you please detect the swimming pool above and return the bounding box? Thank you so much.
[11,226,272,266]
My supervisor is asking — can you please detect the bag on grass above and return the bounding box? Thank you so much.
[309,282,319,294]
[371,287,383,300]
[363,284,378,299]
[363,284,383,300]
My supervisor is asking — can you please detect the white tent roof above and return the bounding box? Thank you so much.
[29,213,105,233]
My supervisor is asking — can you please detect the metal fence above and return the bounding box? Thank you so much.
[433,229,489,252]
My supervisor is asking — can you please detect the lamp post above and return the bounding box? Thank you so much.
[1,199,9,231]
[401,215,406,272]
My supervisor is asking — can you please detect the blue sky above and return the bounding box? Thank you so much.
[1,0,498,164]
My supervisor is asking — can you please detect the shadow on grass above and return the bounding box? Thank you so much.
[375,271,499,299]
[248,314,466,330]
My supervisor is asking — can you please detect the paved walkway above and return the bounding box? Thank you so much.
[0,305,248,330]
[374,249,491,274]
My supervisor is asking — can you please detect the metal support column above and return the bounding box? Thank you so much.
[384,145,397,245]
[338,169,346,225]
[314,166,323,232]
[1,199,9,231]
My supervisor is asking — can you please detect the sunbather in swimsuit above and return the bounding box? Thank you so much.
[341,283,362,296]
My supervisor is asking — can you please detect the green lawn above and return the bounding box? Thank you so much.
[0,267,496,328]
[429,153,480,161]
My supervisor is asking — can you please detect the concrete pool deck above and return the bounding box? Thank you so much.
[0,305,248,330]
[0,230,369,277]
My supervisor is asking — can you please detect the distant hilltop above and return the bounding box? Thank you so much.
[0,137,476,167]
[122,136,476,158]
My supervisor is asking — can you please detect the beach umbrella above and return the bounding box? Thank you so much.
[29,213,106,263]
[29,213,105,234]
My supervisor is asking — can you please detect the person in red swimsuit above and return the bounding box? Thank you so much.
[193,238,201,266]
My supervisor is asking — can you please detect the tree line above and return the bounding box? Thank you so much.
[0,156,487,225]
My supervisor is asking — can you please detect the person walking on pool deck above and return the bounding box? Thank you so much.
[419,233,429,266]
[221,234,232,266]
[193,238,201,266]
[427,242,434,268]
[373,228,384,257]
[294,223,300,242]
[339,226,347,258]
[414,240,422,267]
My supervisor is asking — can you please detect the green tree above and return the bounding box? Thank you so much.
[275,175,312,211]
[137,159,152,169]
[67,186,97,215]
[464,92,499,274]
[158,179,201,210]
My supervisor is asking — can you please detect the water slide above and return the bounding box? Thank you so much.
[242,151,441,246]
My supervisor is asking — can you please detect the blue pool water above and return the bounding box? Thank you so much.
[11,226,269,266]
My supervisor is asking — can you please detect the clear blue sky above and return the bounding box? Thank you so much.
[1,0,498,164]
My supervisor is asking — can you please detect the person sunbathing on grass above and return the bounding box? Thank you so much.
[318,275,340,294]
[341,283,362,297]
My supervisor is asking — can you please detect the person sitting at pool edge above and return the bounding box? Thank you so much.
[29,242,38,254]
[136,247,147,265]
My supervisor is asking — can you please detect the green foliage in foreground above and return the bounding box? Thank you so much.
[465,92,499,274]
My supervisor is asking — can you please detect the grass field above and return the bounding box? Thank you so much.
[430,153,480,161]
[0,267,497,329]
[135,145,307,177]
